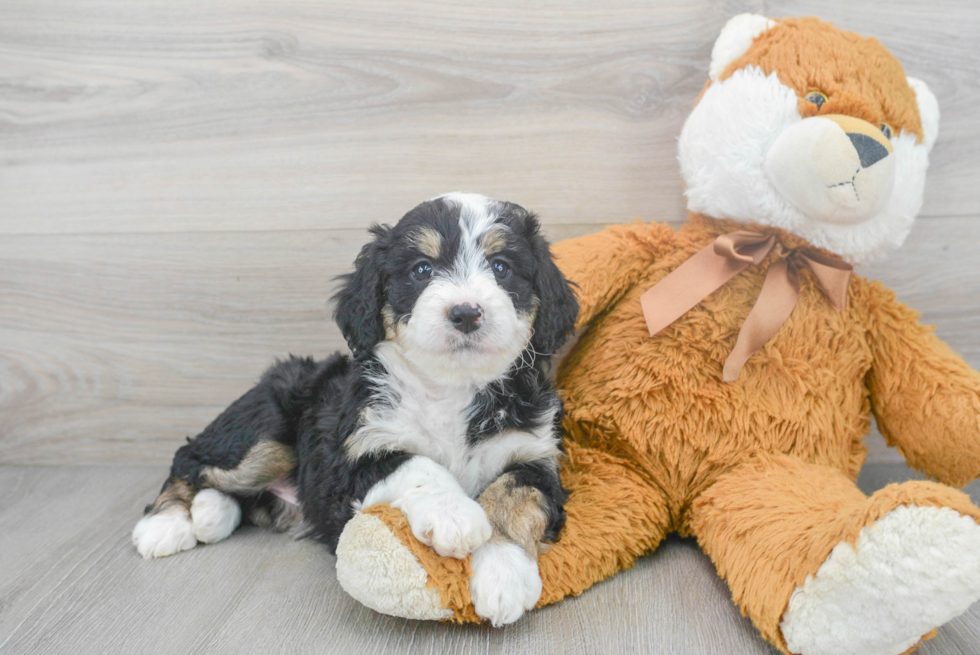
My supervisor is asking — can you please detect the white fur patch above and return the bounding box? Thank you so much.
[709,14,776,81]
[190,489,242,544]
[780,505,980,655]
[335,511,453,621]
[470,540,542,627]
[358,456,492,558]
[678,66,932,265]
[131,511,197,559]
[348,343,560,496]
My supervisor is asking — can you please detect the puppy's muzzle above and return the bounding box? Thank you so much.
[448,304,483,334]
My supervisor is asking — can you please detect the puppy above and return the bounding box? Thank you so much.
[131,192,578,626]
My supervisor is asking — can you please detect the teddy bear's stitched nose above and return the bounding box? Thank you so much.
[848,133,890,168]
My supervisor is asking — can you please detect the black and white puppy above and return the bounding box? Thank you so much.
[131,193,578,626]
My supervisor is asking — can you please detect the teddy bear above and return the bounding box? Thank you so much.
[332,15,980,655]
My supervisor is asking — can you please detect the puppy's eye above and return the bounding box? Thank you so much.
[490,259,510,279]
[880,123,893,139]
[805,91,827,109]
[411,261,433,281]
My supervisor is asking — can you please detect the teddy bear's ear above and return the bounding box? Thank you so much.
[907,77,940,152]
[709,14,777,81]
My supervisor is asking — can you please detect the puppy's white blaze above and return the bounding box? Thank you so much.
[357,455,492,559]
[438,191,508,282]
[679,66,931,265]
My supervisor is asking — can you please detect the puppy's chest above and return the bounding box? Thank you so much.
[357,383,503,495]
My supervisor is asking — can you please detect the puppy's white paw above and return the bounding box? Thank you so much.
[190,489,242,544]
[470,540,542,627]
[400,492,491,559]
[132,512,197,559]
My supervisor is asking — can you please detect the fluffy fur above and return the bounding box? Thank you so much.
[680,22,936,266]
[680,66,930,264]
[332,16,980,655]
[133,194,577,626]
[336,511,453,620]
[780,505,980,655]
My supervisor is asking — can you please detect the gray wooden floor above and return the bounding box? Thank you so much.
[2,0,980,653]
[0,464,978,655]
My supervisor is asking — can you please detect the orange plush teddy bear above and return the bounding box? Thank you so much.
[334,15,980,655]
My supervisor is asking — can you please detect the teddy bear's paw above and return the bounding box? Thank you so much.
[470,540,542,627]
[335,510,453,621]
[399,492,492,559]
[780,505,980,655]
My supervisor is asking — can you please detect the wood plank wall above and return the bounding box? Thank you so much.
[2,0,978,465]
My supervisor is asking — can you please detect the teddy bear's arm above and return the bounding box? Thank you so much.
[551,222,672,330]
[865,281,980,487]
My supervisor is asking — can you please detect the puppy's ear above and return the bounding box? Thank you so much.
[333,225,391,359]
[527,216,578,356]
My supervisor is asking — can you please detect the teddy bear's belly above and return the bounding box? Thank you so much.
[558,283,875,525]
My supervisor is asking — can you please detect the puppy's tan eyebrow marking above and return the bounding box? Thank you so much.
[479,224,510,256]
[410,227,442,259]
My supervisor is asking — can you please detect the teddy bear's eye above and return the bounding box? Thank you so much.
[880,123,893,139]
[805,91,828,109]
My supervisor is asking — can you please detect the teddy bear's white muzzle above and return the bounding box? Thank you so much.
[764,114,895,226]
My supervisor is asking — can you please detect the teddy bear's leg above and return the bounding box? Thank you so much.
[690,453,980,655]
[535,442,671,605]
[336,441,672,622]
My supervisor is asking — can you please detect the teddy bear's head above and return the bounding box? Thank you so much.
[678,15,939,265]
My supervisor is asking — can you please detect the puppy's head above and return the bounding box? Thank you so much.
[334,193,577,384]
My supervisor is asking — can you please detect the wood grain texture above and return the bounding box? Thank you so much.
[2,3,979,653]
[2,216,977,465]
[1,464,978,654]
[0,0,978,466]
[1,0,978,236]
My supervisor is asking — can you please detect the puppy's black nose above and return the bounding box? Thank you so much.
[448,304,483,334]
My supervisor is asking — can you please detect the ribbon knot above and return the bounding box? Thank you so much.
[639,230,853,382]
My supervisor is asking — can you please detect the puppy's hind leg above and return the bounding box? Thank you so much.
[198,440,299,537]
[189,488,243,544]
[133,439,299,558]
[132,478,200,559]
[132,479,245,558]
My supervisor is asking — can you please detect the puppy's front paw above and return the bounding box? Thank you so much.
[470,540,542,627]
[400,493,491,559]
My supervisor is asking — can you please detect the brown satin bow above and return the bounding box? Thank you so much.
[639,231,853,382]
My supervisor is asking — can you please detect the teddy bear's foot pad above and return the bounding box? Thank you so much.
[336,511,453,621]
[780,505,980,655]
